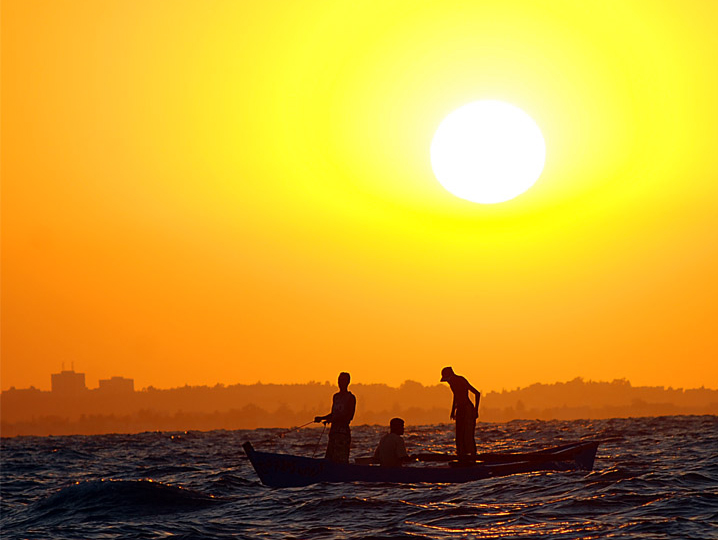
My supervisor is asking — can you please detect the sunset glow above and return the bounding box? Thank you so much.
[431,100,545,204]
[2,0,717,392]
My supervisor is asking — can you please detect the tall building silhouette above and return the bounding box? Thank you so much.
[51,369,87,394]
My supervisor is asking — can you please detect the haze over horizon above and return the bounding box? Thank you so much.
[5,368,716,394]
[3,1,717,393]
[4,373,715,438]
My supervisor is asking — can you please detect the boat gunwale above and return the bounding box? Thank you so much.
[242,440,599,487]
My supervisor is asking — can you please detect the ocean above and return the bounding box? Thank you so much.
[1,416,716,539]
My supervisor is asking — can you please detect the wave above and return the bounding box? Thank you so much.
[1,479,225,534]
[45,478,220,508]
[3,417,716,539]
[27,479,224,524]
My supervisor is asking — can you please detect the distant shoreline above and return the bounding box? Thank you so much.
[2,378,716,437]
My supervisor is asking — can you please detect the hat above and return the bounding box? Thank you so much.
[440,366,454,382]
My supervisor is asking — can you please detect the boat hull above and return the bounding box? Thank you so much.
[243,440,598,488]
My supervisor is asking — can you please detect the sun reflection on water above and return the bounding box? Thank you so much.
[405,519,604,538]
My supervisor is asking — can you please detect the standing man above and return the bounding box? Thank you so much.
[440,366,480,458]
[314,372,356,463]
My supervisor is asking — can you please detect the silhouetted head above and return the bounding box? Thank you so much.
[338,372,351,391]
[389,417,404,435]
[440,366,454,382]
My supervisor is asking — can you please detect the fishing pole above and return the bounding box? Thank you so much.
[255,420,316,445]
[276,420,315,439]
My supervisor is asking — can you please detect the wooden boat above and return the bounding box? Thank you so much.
[242,440,599,487]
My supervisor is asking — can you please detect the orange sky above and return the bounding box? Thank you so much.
[2,1,717,392]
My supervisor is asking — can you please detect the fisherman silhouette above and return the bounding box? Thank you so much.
[440,366,480,458]
[314,372,356,463]
[373,417,413,467]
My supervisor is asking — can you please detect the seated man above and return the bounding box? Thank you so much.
[373,418,413,467]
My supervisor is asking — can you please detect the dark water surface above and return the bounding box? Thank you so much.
[2,416,717,539]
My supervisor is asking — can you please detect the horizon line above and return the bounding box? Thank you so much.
[4,374,717,394]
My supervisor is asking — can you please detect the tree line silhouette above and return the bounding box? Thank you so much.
[2,378,716,436]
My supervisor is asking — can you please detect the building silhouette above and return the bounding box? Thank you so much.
[51,369,87,394]
[98,376,134,394]
[2,374,717,436]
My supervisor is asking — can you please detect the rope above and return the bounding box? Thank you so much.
[312,423,327,458]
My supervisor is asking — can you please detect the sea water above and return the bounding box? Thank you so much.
[1,416,716,539]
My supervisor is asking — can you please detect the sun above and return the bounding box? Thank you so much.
[430,100,546,204]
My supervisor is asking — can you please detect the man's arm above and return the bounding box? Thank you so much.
[450,395,457,420]
[348,394,356,422]
[314,412,332,423]
[397,437,408,458]
[467,382,481,413]
[397,437,414,464]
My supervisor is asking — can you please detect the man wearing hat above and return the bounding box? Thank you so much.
[440,366,480,458]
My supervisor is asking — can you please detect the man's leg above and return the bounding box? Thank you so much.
[326,430,351,463]
[466,414,477,455]
[456,415,467,455]
[338,432,351,463]
[325,431,337,460]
